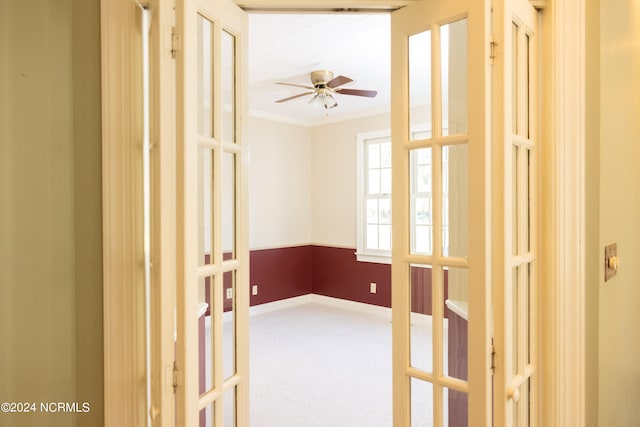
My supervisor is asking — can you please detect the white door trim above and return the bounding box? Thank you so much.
[540,0,586,425]
[101,1,147,426]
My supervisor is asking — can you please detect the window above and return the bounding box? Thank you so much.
[357,131,392,263]
[357,128,448,263]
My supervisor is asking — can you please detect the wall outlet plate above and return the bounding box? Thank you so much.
[226,288,233,299]
[370,282,377,294]
[252,285,258,296]
[604,243,617,282]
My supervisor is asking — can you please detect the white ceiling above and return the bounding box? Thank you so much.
[248,13,391,126]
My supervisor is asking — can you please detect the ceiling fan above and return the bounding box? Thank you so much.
[275,70,377,110]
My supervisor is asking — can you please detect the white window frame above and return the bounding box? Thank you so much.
[356,129,393,264]
[357,126,441,264]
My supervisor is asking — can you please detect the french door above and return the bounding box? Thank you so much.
[167,0,538,425]
[174,0,249,426]
[390,0,539,426]
[492,1,539,426]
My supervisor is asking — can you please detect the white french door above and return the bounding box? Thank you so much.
[174,0,249,426]
[391,0,492,425]
[391,0,540,425]
[493,1,539,426]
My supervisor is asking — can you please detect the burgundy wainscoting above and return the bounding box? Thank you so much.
[447,308,468,427]
[410,266,449,317]
[310,246,392,307]
[203,252,236,315]
[249,246,313,305]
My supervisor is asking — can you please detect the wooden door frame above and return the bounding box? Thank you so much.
[100,0,586,425]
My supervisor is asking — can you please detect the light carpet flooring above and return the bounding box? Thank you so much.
[249,300,394,427]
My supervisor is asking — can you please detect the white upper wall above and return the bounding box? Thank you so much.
[247,116,312,249]
[310,113,390,247]
[247,112,391,250]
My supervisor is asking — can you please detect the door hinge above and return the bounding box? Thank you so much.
[490,38,498,64]
[490,345,497,374]
[164,26,180,58]
[172,362,180,393]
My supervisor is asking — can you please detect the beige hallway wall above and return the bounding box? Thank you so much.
[598,0,640,425]
[0,1,103,426]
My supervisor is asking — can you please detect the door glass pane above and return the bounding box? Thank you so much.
[199,275,214,396]
[512,22,519,135]
[222,152,236,259]
[223,270,236,380]
[410,148,433,256]
[197,15,213,137]
[224,386,237,426]
[525,34,531,139]
[443,267,468,381]
[442,144,468,258]
[199,147,214,266]
[526,149,532,253]
[526,262,532,365]
[441,18,468,136]
[444,387,468,427]
[409,30,432,134]
[512,266,520,376]
[410,264,433,373]
[512,144,519,256]
[221,30,236,143]
[201,402,214,427]
[411,378,433,427]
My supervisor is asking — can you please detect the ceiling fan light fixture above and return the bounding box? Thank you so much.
[275,70,376,108]
[309,92,338,110]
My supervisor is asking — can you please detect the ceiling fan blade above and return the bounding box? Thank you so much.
[275,92,314,103]
[326,75,353,89]
[335,88,378,98]
[275,82,315,90]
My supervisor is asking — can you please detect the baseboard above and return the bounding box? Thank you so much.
[249,294,315,316]
[249,293,392,320]
[309,294,392,320]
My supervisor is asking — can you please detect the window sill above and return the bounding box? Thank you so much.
[355,252,392,265]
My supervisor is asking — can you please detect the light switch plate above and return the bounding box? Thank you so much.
[604,243,617,282]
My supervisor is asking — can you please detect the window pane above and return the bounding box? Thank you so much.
[379,224,391,251]
[221,30,236,143]
[415,198,431,225]
[415,226,431,254]
[441,19,468,136]
[379,199,391,224]
[380,142,392,167]
[197,15,213,137]
[380,169,391,194]
[368,143,380,168]
[366,225,379,250]
[367,199,378,223]
[368,169,381,194]
[409,30,432,133]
